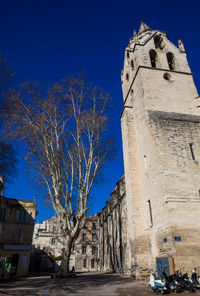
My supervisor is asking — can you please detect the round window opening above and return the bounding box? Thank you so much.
[163,73,171,81]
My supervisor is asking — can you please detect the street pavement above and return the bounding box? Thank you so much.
[0,272,200,296]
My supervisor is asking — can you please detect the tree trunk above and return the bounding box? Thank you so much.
[60,240,72,275]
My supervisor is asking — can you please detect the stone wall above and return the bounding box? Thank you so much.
[120,22,200,278]
[98,176,127,273]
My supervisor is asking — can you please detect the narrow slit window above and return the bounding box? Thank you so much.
[148,200,153,226]
[189,143,195,160]
[144,155,147,174]
[131,60,134,70]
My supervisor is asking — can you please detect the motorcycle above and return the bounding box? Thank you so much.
[190,269,200,289]
[161,271,182,293]
[175,271,195,292]
[148,270,169,294]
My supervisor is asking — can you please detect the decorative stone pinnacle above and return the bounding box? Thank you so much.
[138,20,151,34]
[178,40,185,52]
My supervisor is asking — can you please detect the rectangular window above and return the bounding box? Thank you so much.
[15,228,21,243]
[0,209,6,221]
[92,246,96,255]
[83,259,87,268]
[189,143,195,160]
[15,210,29,223]
[91,259,95,268]
[92,234,97,242]
[51,238,56,244]
[148,200,153,226]
[82,245,86,254]
[92,223,96,230]
[83,233,86,242]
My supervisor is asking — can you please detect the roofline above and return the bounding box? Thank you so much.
[0,196,36,204]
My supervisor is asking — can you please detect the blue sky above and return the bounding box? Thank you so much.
[1,0,200,222]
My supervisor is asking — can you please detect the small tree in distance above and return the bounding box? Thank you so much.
[4,75,115,274]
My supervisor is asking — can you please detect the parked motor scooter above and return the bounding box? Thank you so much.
[148,270,169,294]
[175,271,195,292]
[161,270,182,293]
[190,269,200,289]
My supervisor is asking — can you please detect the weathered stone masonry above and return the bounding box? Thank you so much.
[120,21,200,278]
[98,176,127,273]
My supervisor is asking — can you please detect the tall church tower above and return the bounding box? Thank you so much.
[121,21,200,278]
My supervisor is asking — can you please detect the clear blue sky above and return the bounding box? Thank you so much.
[1,0,200,222]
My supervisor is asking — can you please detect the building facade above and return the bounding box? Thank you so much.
[98,176,127,273]
[32,215,99,272]
[74,215,99,271]
[31,216,72,272]
[0,195,37,276]
[120,21,200,278]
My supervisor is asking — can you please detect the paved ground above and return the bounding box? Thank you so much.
[0,272,200,296]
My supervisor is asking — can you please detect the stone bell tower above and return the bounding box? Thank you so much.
[121,21,200,278]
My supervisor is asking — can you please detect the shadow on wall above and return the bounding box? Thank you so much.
[29,246,60,272]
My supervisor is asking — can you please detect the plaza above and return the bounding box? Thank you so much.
[0,272,200,296]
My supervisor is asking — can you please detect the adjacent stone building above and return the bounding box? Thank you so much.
[74,215,99,271]
[31,216,72,272]
[0,195,37,276]
[120,21,200,278]
[32,215,99,272]
[98,176,127,273]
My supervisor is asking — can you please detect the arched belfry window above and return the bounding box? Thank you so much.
[154,36,163,49]
[149,49,157,68]
[167,52,175,70]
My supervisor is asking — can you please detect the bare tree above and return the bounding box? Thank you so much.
[4,75,114,274]
[0,55,17,185]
